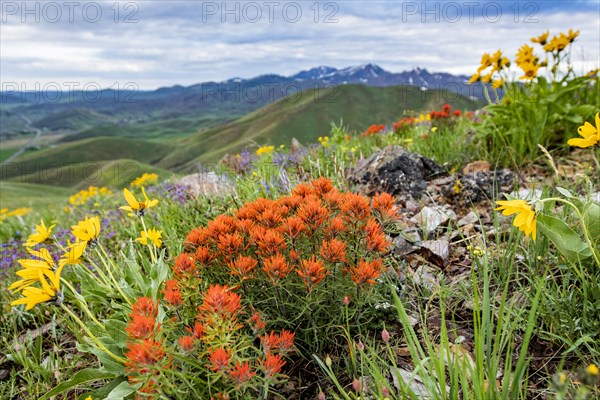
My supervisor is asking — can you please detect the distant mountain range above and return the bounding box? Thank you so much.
[0,64,484,136]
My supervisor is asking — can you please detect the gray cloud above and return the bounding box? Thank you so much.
[1,1,598,89]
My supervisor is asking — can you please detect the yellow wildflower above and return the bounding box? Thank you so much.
[587,364,599,376]
[3,208,32,219]
[586,68,599,78]
[256,145,275,156]
[515,44,536,66]
[59,241,87,268]
[544,34,569,53]
[25,221,55,247]
[468,73,480,85]
[8,248,55,293]
[318,136,330,147]
[495,199,537,240]
[10,266,64,310]
[453,179,463,194]
[480,73,493,84]
[135,228,163,247]
[519,62,540,81]
[565,29,579,43]
[477,53,492,72]
[131,173,159,188]
[567,113,599,148]
[120,187,159,217]
[69,186,112,206]
[71,216,101,245]
[491,79,504,89]
[558,372,567,385]
[531,31,549,45]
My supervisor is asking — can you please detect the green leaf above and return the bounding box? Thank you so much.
[77,338,126,375]
[582,201,600,243]
[77,377,127,400]
[537,213,592,263]
[104,319,129,349]
[554,187,584,209]
[555,187,574,198]
[570,104,597,117]
[40,368,115,400]
[105,381,142,400]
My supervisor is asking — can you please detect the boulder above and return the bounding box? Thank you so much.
[347,145,446,199]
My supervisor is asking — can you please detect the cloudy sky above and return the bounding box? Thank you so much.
[1,0,599,90]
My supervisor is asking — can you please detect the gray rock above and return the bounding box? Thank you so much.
[178,172,233,197]
[511,188,542,201]
[393,235,419,257]
[457,211,479,227]
[445,169,515,203]
[412,264,440,291]
[412,205,456,234]
[347,145,446,199]
[420,239,450,268]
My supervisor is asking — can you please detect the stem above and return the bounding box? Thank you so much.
[591,149,600,171]
[61,277,105,330]
[140,216,157,263]
[84,258,112,288]
[540,197,600,267]
[96,245,132,306]
[60,303,127,364]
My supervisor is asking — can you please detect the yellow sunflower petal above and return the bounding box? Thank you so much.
[123,188,139,210]
[577,121,598,139]
[568,137,598,148]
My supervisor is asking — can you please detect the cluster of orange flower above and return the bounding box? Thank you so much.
[125,281,295,397]
[124,297,168,398]
[429,104,462,120]
[181,177,396,291]
[392,116,417,132]
[361,124,386,137]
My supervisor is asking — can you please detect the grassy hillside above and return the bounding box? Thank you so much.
[32,108,115,131]
[1,137,174,186]
[59,115,231,143]
[5,159,172,188]
[0,181,72,209]
[159,84,480,170]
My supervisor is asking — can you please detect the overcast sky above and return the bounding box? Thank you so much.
[1,0,599,90]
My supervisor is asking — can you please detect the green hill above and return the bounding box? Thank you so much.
[59,116,228,143]
[1,137,174,186]
[32,108,115,131]
[159,84,481,170]
[6,159,172,188]
[0,181,72,209]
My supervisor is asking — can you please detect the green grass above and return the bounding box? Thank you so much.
[5,159,173,188]
[0,181,72,209]
[1,137,175,186]
[0,147,19,162]
[32,108,115,131]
